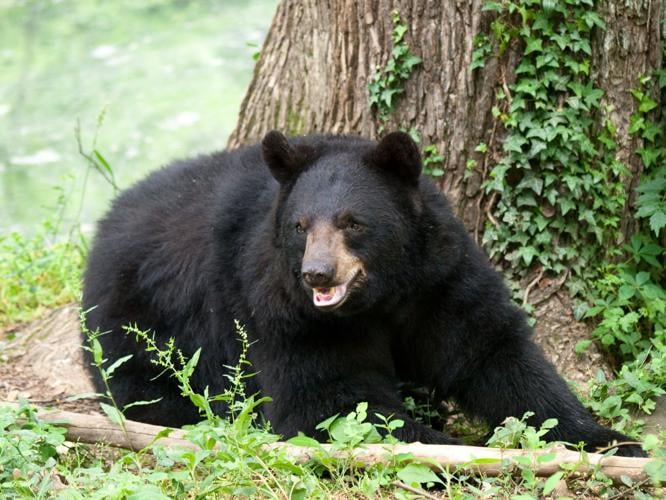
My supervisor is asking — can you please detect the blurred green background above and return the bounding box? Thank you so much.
[0,0,276,233]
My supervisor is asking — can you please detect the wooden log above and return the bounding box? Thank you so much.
[3,402,652,482]
[6,402,194,451]
[264,442,650,482]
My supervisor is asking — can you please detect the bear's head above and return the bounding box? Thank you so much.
[262,130,424,315]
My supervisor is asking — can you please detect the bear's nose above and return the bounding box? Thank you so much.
[302,262,335,288]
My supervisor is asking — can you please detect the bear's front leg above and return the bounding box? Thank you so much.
[450,335,645,457]
[256,363,459,445]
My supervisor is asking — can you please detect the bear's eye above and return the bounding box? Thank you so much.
[295,222,305,234]
[345,219,363,232]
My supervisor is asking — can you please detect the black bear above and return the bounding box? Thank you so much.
[82,131,643,456]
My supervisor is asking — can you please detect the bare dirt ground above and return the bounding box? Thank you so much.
[0,297,663,432]
[0,303,100,415]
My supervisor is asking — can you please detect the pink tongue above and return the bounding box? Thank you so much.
[313,286,346,307]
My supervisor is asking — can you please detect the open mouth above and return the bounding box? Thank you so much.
[312,269,362,310]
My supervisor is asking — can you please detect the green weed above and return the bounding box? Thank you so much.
[0,403,67,497]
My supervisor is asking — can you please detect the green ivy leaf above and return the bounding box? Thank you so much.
[514,79,539,97]
[482,2,505,13]
[637,147,661,167]
[504,135,528,153]
[583,88,604,109]
[393,25,407,40]
[559,198,575,216]
[638,97,658,113]
[582,11,605,29]
[642,122,662,142]
[517,175,544,195]
[517,246,539,266]
[629,115,645,134]
[524,37,543,54]
[516,59,536,75]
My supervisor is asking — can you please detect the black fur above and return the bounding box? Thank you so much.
[82,132,644,457]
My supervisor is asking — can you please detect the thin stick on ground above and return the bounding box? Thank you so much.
[392,480,440,499]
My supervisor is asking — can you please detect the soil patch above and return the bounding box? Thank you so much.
[0,303,100,415]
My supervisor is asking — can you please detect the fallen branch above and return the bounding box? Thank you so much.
[4,402,652,482]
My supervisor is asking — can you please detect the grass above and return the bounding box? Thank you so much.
[0,221,83,329]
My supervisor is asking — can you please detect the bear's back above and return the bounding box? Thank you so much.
[82,144,276,338]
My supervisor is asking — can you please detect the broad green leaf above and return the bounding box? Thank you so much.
[396,463,442,486]
[638,97,658,113]
[542,471,564,496]
[537,451,557,463]
[649,211,666,234]
[618,285,636,301]
[575,339,592,353]
[287,434,321,447]
[100,402,125,426]
[127,485,170,500]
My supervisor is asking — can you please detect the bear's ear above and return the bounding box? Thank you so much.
[262,131,312,184]
[365,131,422,186]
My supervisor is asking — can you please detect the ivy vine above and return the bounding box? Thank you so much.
[478,0,626,297]
[583,56,666,426]
[368,10,421,125]
[368,10,447,178]
[476,0,666,429]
